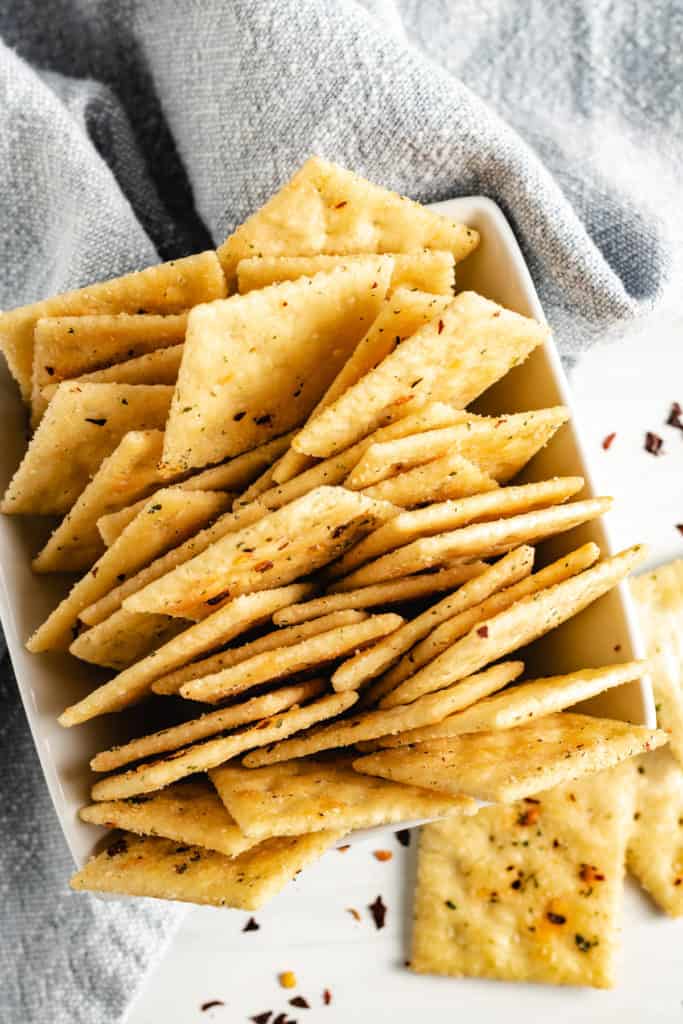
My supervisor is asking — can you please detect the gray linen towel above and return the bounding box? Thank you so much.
[1,2,681,1022]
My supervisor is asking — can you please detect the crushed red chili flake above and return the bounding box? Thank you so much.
[334,200,348,208]
[546,911,566,925]
[337,844,351,853]
[395,829,411,847]
[373,849,393,862]
[347,907,361,922]
[476,625,489,638]
[437,319,444,334]
[85,417,107,426]
[289,996,310,1009]
[369,894,387,929]
[579,863,605,883]
[254,560,275,573]
[517,806,540,826]
[645,432,664,455]
[200,1000,225,1011]
[233,411,246,421]
[242,916,260,932]
[250,1014,272,1024]
[323,989,332,1006]
[602,432,617,450]
[667,401,683,428]
[677,525,683,535]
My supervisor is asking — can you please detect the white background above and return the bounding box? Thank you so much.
[127,311,683,1023]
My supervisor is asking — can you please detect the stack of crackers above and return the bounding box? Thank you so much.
[0,158,670,989]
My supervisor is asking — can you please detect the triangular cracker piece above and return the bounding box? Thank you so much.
[293,292,550,459]
[2,383,173,516]
[28,488,230,652]
[161,259,393,474]
[217,156,478,285]
[237,250,455,295]
[210,757,474,839]
[1,250,225,401]
[70,829,341,910]
[628,748,683,915]
[412,767,635,987]
[353,712,666,801]
[80,779,255,857]
[32,430,166,573]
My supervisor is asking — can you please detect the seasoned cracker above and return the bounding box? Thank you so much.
[353,712,666,801]
[628,748,683,915]
[70,608,188,670]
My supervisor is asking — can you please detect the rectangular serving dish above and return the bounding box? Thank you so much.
[0,196,655,868]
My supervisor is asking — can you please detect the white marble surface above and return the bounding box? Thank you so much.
[127,312,683,1024]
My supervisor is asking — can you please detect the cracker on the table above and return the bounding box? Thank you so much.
[32,429,166,573]
[411,766,635,987]
[237,251,455,296]
[631,561,683,766]
[293,291,549,459]
[124,486,390,617]
[362,452,498,507]
[332,496,610,593]
[151,610,367,695]
[330,545,534,693]
[180,613,404,704]
[377,662,645,747]
[210,757,474,839]
[353,712,666,801]
[1,250,225,401]
[374,542,601,701]
[89,692,358,800]
[2,383,173,516]
[272,289,453,484]
[161,260,393,474]
[272,563,487,627]
[327,476,585,580]
[628,748,683,915]
[217,156,478,285]
[58,583,314,726]
[380,545,645,708]
[346,407,569,490]
[28,488,230,653]
[91,678,327,772]
[80,779,256,857]
[70,828,341,910]
[70,608,188,670]
[242,662,524,768]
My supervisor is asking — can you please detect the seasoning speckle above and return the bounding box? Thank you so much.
[369,894,387,929]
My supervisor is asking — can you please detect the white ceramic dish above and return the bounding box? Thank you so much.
[0,196,655,870]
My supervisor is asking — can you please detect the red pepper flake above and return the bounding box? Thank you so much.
[250,1014,272,1024]
[337,844,351,853]
[602,432,617,450]
[667,401,683,429]
[254,560,275,573]
[677,525,683,536]
[395,829,411,847]
[371,281,378,289]
[254,413,273,426]
[369,894,387,929]
[242,916,260,932]
[546,911,566,925]
[334,200,348,209]
[200,1000,225,1011]
[323,989,332,1006]
[373,849,393,862]
[85,417,107,426]
[233,411,246,421]
[437,319,444,334]
[289,996,310,1009]
[579,863,605,883]
[645,432,664,455]
[476,625,489,638]
[347,907,361,922]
